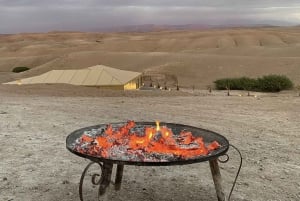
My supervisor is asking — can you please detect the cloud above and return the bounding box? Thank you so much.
[0,0,299,33]
[1,0,300,8]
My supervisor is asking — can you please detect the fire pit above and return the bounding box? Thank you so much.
[66,121,242,201]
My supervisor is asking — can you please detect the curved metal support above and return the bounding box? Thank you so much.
[226,144,243,201]
[79,162,124,201]
[210,144,242,201]
[79,161,103,201]
[218,154,229,163]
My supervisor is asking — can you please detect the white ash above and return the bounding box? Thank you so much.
[177,143,200,149]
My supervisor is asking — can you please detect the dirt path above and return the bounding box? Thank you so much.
[0,92,299,201]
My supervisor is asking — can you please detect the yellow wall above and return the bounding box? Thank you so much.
[124,77,141,90]
[85,76,142,90]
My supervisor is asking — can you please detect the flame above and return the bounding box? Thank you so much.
[76,120,220,160]
[148,132,153,140]
[156,121,160,131]
[136,140,145,144]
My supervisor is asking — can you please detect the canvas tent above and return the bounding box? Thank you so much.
[4,65,142,90]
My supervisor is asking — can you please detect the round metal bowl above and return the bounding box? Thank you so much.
[66,122,229,166]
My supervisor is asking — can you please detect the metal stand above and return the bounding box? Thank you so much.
[209,159,227,201]
[209,144,243,201]
[99,162,113,196]
[78,145,242,201]
[114,165,124,191]
[79,162,123,201]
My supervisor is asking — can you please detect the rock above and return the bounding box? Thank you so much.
[3,177,8,181]
[280,175,286,179]
[241,182,249,186]
[254,160,260,165]
[62,180,70,184]
[260,175,272,181]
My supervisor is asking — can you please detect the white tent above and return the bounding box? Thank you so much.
[4,65,142,90]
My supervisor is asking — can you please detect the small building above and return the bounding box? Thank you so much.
[4,65,142,90]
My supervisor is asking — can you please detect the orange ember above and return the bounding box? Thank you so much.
[75,121,220,161]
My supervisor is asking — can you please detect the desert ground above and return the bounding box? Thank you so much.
[1,27,300,88]
[0,86,299,201]
[1,27,300,201]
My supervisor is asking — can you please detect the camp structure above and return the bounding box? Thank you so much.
[4,65,142,90]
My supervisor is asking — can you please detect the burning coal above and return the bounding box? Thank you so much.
[73,121,220,162]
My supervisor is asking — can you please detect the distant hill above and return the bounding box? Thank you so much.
[1,26,300,88]
[96,24,215,32]
[95,24,280,33]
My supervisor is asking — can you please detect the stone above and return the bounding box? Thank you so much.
[62,180,70,184]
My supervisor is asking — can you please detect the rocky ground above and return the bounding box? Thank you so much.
[0,87,299,201]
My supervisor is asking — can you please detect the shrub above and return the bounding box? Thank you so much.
[214,75,293,92]
[257,75,293,92]
[238,77,259,91]
[12,67,30,73]
[214,78,235,90]
[214,77,258,90]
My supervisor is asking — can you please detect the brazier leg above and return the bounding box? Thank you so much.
[98,162,113,196]
[114,164,124,191]
[209,159,226,201]
[79,162,103,201]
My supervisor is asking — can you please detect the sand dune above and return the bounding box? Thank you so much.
[1,27,300,88]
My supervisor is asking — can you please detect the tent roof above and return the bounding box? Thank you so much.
[4,65,141,86]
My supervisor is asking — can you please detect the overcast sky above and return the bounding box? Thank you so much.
[1,0,300,34]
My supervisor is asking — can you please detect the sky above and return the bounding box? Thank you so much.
[0,0,300,34]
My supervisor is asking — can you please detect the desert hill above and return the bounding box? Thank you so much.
[1,26,300,88]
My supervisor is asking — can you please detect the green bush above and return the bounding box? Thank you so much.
[12,66,30,73]
[214,78,235,90]
[214,75,293,92]
[257,75,293,92]
[214,77,258,90]
[238,77,259,91]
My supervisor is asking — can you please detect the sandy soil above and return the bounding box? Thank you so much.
[1,27,300,88]
[1,88,299,201]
